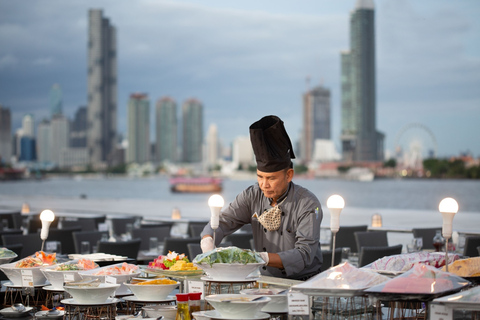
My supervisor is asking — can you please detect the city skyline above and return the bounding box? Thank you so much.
[1,1,479,158]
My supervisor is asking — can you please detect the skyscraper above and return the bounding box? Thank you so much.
[155,97,177,163]
[340,0,384,162]
[37,120,52,164]
[71,106,87,148]
[50,83,63,118]
[127,93,150,164]
[87,9,117,168]
[301,85,331,163]
[51,116,70,166]
[0,105,12,163]
[182,98,203,163]
[205,123,220,169]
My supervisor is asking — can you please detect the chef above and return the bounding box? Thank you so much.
[201,115,323,280]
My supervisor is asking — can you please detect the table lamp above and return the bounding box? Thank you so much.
[40,209,55,251]
[438,197,458,272]
[208,194,224,248]
[327,194,345,267]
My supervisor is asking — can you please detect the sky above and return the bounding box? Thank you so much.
[1,0,479,159]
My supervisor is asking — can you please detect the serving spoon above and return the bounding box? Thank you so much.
[11,303,26,312]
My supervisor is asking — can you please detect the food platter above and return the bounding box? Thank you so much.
[145,268,204,277]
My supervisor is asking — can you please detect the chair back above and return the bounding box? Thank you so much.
[61,218,98,231]
[0,211,23,229]
[354,231,388,253]
[132,226,171,251]
[320,248,343,272]
[47,227,82,255]
[225,232,254,250]
[2,233,42,257]
[189,224,206,238]
[110,217,140,237]
[187,221,209,237]
[0,229,24,246]
[187,243,202,260]
[412,227,441,250]
[162,237,202,256]
[97,238,142,260]
[72,230,109,254]
[27,217,59,234]
[331,225,368,253]
[463,236,480,257]
[477,246,480,256]
[358,244,403,267]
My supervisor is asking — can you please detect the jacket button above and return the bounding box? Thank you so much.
[280,231,283,235]
[282,270,286,275]
[263,247,266,251]
[262,266,267,270]
[264,228,267,233]
[282,212,285,216]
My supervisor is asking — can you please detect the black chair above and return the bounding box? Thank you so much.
[141,222,175,229]
[463,236,480,257]
[250,238,255,250]
[0,211,23,229]
[61,218,98,231]
[162,237,202,256]
[320,248,343,272]
[187,243,202,260]
[72,230,109,254]
[225,232,254,250]
[46,227,82,255]
[132,226,172,251]
[27,217,59,234]
[358,244,403,267]
[0,229,24,245]
[110,216,140,237]
[189,224,206,238]
[477,246,480,256]
[240,224,253,233]
[2,233,42,257]
[187,221,209,238]
[97,238,142,261]
[331,225,368,253]
[412,227,441,250]
[354,231,388,253]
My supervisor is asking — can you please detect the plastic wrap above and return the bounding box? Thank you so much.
[193,246,264,265]
[291,262,390,296]
[54,259,99,271]
[365,264,470,297]
[441,257,480,277]
[91,262,139,275]
[434,285,480,307]
[363,252,460,273]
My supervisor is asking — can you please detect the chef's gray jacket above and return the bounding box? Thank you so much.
[201,181,323,280]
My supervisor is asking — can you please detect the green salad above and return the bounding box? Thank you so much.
[0,247,16,257]
[193,246,264,266]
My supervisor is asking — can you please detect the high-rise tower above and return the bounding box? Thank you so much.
[301,85,331,163]
[87,9,117,168]
[0,105,12,163]
[155,97,177,163]
[50,83,63,118]
[341,0,384,162]
[127,93,150,164]
[182,98,203,163]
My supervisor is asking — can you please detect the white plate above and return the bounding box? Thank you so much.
[122,295,176,303]
[35,310,65,319]
[61,297,120,306]
[2,280,48,288]
[0,306,34,318]
[203,310,270,320]
[200,276,259,283]
[43,285,65,291]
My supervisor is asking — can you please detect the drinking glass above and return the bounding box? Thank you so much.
[81,241,91,254]
[414,237,423,251]
[149,237,158,254]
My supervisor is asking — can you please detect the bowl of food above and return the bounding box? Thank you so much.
[63,282,120,304]
[0,247,18,265]
[142,305,177,320]
[42,259,99,289]
[205,294,271,319]
[240,288,288,313]
[79,262,140,295]
[125,278,179,301]
[193,246,265,281]
[0,252,57,286]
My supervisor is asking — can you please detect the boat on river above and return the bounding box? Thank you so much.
[169,176,222,193]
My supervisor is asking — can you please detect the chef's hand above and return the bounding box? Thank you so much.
[201,236,215,253]
[259,252,269,265]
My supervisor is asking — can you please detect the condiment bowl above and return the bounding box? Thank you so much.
[240,288,288,313]
[142,305,177,320]
[41,269,83,290]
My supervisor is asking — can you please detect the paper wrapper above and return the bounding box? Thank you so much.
[363,252,459,272]
[441,257,480,277]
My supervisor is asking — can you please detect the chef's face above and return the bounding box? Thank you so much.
[257,168,294,203]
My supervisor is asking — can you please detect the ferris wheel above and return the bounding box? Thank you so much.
[394,123,438,168]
